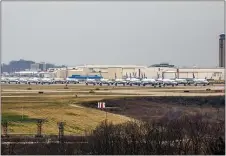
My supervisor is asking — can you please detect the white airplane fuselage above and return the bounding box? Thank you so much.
[66,78,79,84]
[141,78,157,86]
[114,79,127,86]
[127,78,142,86]
[8,77,20,84]
[174,78,188,86]
[85,79,98,85]
[40,78,54,84]
[98,79,113,86]
[193,79,209,86]
[27,77,41,84]
[157,78,178,86]
[1,77,8,83]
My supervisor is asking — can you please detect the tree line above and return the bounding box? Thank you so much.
[2,113,225,155]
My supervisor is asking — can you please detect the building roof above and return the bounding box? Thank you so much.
[75,65,147,68]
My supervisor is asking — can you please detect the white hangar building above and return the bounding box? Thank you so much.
[49,64,225,80]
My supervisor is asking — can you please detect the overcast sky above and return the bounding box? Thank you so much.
[1,1,224,67]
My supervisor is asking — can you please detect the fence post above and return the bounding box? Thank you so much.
[2,121,9,137]
[35,119,44,137]
[58,122,65,154]
[58,122,65,143]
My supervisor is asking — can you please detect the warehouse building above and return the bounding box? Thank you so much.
[50,65,224,80]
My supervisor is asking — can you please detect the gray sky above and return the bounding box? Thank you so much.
[1,1,224,67]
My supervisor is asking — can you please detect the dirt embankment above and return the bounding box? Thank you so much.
[80,96,225,121]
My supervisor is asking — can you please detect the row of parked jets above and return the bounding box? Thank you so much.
[1,73,210,87]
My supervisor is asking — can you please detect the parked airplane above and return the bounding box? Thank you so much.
[19,77,29,84]
[114,78,127,86]
[113,73,127,86]
[189,73,210,86]
[27,77,41,84]
[141,78,157,87]
[66,78,79,84]
[85,78,97,85]
[7,77,20,84]
[53,78,66,84]
[127,77,142,86]
[174,78,188,86]
[1,77,8,83]
[98,78,113,86]
[40,78,54,85]
[157,77,178,87]
[193,78,209,86]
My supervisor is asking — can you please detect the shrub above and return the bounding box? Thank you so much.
[89,90,95,94]
[64,86,69,89]
[86,114,225,155]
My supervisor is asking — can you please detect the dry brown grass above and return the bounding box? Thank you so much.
[2,90,130,135]
[1,84,224,135]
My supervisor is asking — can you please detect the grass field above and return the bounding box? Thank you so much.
[1,84,225,135]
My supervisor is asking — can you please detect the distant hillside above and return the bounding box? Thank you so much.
[1,59,65,73]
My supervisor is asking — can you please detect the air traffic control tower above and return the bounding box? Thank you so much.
[219,34,225,67]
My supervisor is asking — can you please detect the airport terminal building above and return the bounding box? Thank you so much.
[48,63,225,80]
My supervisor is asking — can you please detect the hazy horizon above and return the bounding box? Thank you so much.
[1,1,224,67]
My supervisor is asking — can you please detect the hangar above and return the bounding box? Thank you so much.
[49,65,225,80]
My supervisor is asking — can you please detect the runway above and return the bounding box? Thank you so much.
[1,84,224,98]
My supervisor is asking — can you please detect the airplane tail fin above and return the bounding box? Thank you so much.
[115,73,117,79]
[176,68,179,79]
[162,72,164,79]
[193,73,195,78]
